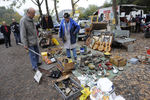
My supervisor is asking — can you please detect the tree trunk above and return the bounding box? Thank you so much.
[112,0,118,25]
[37,0,43,19]
[31,0,44,19]
[45,0,49,16]
[71,0,75,16]
[54,0,60,22]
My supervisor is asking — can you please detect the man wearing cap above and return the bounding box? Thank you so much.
[59,13,80,60]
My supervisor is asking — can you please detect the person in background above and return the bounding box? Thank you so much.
[59,13,80,60]
[135,15,140,33]
[40,14,54,30]
[0,21,11,48]
[129,15,136,32]
[84,22,89,29]
[35,22,41,37]
[20,7,41,71]
[10,18,21,45]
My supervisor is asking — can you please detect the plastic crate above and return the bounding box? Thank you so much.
[54,77,83,100]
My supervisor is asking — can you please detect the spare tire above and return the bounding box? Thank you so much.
[39,38,47,48]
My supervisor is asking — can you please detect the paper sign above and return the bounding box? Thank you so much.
[34,70,42,83]
[51,58,56,62]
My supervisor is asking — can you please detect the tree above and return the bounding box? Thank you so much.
[54,0,60,22]
[14,12,22,22]
[133,0,150,13]
[77,7,86,19]
[112,0,118,25]
[5,0,26,8]
[31,0,44,18]
[116,0,150,13]
[84,5,99,19]
[103,1,112,7]
[45,0,49,15]
[116,0,135,5]
[77,5,98,19]
[0,7,22,25]
[71,0,80,16]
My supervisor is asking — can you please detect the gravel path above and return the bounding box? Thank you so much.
[0,35,62,100]
[112,33,150,100]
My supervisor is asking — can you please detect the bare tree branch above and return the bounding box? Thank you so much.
[31,0,38,5]
[74,0,80,5]
[40,0,44,5]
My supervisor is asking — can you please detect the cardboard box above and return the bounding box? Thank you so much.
[57,57,75,73]
[110,56,127,67]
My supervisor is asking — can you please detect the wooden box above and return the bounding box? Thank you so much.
[110,56,127,67]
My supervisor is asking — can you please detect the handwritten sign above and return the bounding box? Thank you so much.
[34,70,42,83]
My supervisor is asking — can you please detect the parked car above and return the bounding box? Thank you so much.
[53,21,60,34]
[78,20,90,40]
[0,25,4,43]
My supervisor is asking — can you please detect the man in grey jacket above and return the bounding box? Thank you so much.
[20,7,41,71]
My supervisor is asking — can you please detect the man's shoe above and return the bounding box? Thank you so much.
[74,57,77,60]
[37,62,42,66]
[32,67,38,72]
[67,57,71,59]
[32,69,36,72]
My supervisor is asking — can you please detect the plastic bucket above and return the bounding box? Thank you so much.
[80,47,85,54]
[147,49,150,55]
[83,45,87,53]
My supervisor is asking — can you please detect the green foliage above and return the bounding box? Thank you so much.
[78,7,86,13]
[0,7,22,25]
[3,0,26,8]
[78,7,86,19]
[116,0,134,5]
[78,5,98,19]
[132,0,150,13]
[116,0,150,13]
[103,1,112,7]
[102,0,150,13]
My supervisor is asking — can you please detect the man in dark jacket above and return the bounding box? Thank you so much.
[10,18,21,45]
[59,13,80,60]
[0,21,11,48]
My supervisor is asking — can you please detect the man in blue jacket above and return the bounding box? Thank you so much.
[59,13,80,60]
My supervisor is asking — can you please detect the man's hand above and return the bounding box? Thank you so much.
[24,46,28,50]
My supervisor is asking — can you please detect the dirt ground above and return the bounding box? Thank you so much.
[0,35,62,100]
[111,33,150,100]
[0,33,150,100]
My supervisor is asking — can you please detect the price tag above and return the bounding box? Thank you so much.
[34,70,42,83]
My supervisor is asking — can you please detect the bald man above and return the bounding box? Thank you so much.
[20,7,41,71]
[0,21,11,48]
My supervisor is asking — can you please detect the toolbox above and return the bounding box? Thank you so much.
[54,77,83,100]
